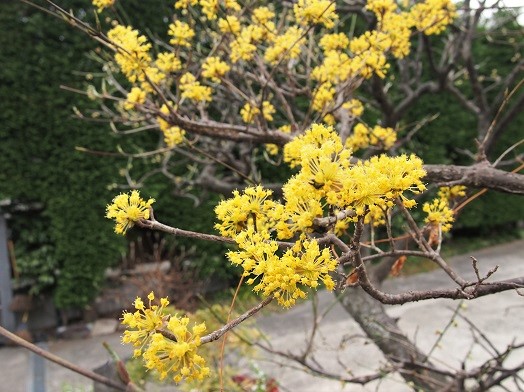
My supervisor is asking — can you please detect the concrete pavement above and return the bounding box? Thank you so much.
[1,239,523,391]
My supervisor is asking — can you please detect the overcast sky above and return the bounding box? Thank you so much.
[467,0,524,24]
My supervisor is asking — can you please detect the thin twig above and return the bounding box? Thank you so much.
[0,326,126,391]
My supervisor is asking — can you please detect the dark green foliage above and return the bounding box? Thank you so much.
[0,1,125,308]
[399,19,524,230]
[0,0,235,308]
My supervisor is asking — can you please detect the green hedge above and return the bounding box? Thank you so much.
[0,1,125,308]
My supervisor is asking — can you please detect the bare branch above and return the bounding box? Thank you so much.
[424,163,524,194]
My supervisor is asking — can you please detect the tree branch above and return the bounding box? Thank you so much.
[424,163,524,194]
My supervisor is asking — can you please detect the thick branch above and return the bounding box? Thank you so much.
[424,163,524,194]
[166,111,293,144]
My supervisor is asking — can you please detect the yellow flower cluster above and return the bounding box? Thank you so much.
[229,30,258,63]
[122,292,209,383]
[438,185,467,201]
[123,87,147,111]
[264,26,306,65]
[175,0,198,9]
[281,124,425,228]
[106,190,155,235]
[411,0,457,35]
[319,33,350,52]
[180,73,213,102]
[122,292,169,355]
[155,102,186,147]
[163,126,186,148]
[312,82,336,112]
[157,102,174,132]
[343,99,364,117]
[107,25,152,83]
[345,123,397,151]
[423,198,454,232]
[252,6,275,25]
[214,124,427,307]
[168,21,195,47]
[201,57,230,82]
[214,185,274,237]
[227,228,337,307]
[423,185,465,233]
[156,52,182,74]
[350,31,391,79]
[104,27,166,93]
[218,15,241,34]
[240,101,275,123]
[312,50,352,83]
[102,0,456,137]
[294,0,338,29]
[200,0,241,20]
[92,0,115,13]
[366,0,397,17]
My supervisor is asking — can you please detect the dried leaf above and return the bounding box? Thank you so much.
[390,255,407,277]
[345,270,359,286]
[427,225,440,246]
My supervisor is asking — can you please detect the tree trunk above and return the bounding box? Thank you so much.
[336,286,450,390]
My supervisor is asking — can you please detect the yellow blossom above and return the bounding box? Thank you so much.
[240,101,275,123]
[312,82,336,112]
[319,33,349,52]
[179,72,213,102]
[311,50,353,83]
[142,317,209,383]
[201,57,230,82]
[214,185,274,237]
[168,21,195,47]
[156,52,182,73]
[218,15,241,35]
[381,12,412,58]
[284,123,345,168]
[252,6,275,25]
[122,292,209,383]
[366,0,398,19]
[200,0,240,20]
[349,31,391,78]
[121,291,168,352]
[345,123,370,151]
[294,0,338,29]
[343,99,364,117]
[423,198,454,232]
[107,25,152,83]
[227,228,337,307]
[106,190,155,235]
[163,126,186,147]
[264,26,306,65]
[123,87,147,111]
[438,185,466,201]
[410,0,457,35]
[140,66,167,93]
[230,29,257,63]
[369,125,397,149]
[323,114,336,125]
[92,0,115,13]
[157,101,176,132]
[175,0,198,9]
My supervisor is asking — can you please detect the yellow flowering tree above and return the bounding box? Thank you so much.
[12,0,524,390]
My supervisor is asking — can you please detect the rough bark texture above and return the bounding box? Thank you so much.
[336,286,450,390]
[424,163,524,195]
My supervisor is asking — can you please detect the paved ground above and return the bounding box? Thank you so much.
[1,239,523,392]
